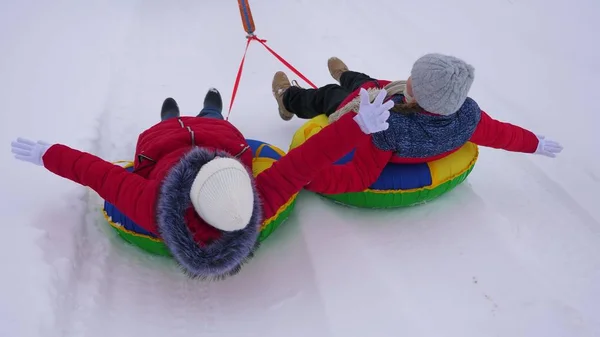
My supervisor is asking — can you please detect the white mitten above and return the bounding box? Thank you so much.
[11,137,52,166]
[534,135,563,158]
[353,88,393,134]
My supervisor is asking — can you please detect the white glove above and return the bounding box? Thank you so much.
[353,88,393,134]
[534,135,563,158]
[11,137,52,166]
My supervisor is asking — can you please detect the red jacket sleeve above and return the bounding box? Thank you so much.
[470,111,539,153]
[255,113,369,220]
[42,144,159,233]
[305,135,393,194]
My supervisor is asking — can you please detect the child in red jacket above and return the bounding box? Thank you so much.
[271,54,563,193]
[10,88,393,278]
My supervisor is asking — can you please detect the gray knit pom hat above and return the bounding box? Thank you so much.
[410,53,475,116]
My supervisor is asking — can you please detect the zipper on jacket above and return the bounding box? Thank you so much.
[177,118,196,146]
[178,118,247,158]
[234,145,250,158]
[133,153,157,173]
[187,126,195,145]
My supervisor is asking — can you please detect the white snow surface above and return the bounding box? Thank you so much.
[1,0,599,336]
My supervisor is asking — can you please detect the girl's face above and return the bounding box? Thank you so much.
[406,76,414,97]
[404,76,416,103]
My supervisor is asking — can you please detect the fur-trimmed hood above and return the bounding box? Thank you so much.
[155,146,263,280]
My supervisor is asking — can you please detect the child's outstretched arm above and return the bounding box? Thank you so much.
[11,138,159,232]
[305,137,393,194]
[470,111,563,157]
[256,89,393,219]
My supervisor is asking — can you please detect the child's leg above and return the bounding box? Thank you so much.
[282,84,350,118]
[196,107,224,120]
[328,58,378,91]
[339,71,378,92]
[196,88,224,120]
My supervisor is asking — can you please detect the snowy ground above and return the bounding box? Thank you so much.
[1,0,599,336]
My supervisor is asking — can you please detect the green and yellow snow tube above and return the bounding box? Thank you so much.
[290,115,478,208]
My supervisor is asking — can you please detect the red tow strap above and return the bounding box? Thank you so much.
[226,35,317,120]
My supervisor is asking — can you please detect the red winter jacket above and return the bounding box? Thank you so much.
[42,113,366,277]
[306,79,540,194]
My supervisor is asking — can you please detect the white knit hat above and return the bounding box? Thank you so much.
[189,157,254,232]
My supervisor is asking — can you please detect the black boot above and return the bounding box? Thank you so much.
[161,97,180,120]
[203,88,223,113]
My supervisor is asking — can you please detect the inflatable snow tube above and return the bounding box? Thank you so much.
[102,139,297,256]
[289,115,479,208]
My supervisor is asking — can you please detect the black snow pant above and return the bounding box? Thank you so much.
[282,71,382,119]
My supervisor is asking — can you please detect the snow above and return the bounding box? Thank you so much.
[1,0,599,336]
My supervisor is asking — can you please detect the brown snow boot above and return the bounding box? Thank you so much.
[272,71,294,121]
[328,57,349,83]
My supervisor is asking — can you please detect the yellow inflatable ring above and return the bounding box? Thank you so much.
[290,115,479,208]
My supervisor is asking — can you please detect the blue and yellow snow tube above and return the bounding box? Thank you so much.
[102,139,297,256]
[289,115,478,208]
